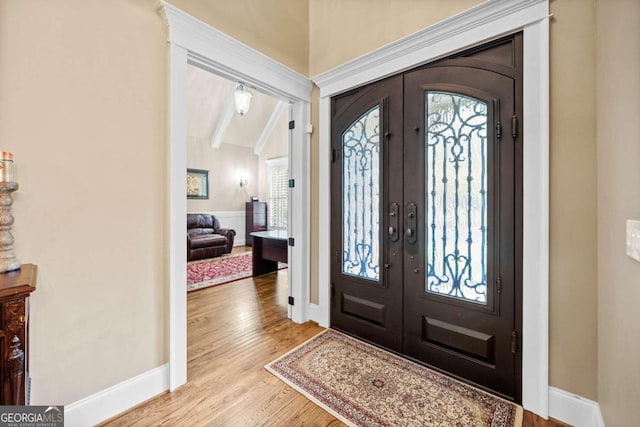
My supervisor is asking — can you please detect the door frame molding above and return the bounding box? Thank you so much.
[158,1,313,391]
[313,0,550,417]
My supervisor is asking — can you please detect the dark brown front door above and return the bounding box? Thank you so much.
[330,74,404,352]
[330,34,522,401]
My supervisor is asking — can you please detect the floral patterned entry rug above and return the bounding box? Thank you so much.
[266,329,522,427]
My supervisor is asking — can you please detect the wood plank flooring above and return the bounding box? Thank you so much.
[101,252,570,426]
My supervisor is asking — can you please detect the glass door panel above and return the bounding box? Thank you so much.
[425,92,488,304]
[342,106,380,282]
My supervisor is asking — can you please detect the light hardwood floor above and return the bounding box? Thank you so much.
[101,253,569,426]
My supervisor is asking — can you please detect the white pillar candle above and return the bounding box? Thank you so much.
[1,152,13,182]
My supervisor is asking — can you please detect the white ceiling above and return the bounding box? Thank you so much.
[187,64,285,150]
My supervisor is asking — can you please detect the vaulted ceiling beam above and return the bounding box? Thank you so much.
[254,100,287,155]
[210,94,236,148]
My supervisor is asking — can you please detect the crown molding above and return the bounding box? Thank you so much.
[157,1,312,103]
[312,0,548,96]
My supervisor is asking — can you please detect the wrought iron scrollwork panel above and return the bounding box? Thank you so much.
[342,105,380,282]
[425,92,488,304]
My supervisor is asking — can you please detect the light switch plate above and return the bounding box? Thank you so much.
[626,220,640,263]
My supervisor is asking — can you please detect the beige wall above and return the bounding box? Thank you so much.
[597,0,640,425]
[172,0,309,75]
[0,0,618,414]
[187,138,258,212]
[0,0,309,406]
[308,0,600,400]
[548,0,598,400]
[0,0,167,404]
[309,0,483,76]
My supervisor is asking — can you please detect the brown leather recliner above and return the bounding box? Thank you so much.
[187,214,236,261]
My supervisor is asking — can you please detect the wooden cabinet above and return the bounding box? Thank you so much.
[0,264,36,405]
[245,202,268,247]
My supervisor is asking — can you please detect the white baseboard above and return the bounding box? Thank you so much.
[308,303,329,327]
[211,211,245,247]
[60,359,606,426]
[65,364,169,427]
[549,386,605,427]
[594,408,606,427]
[308,303,320,324]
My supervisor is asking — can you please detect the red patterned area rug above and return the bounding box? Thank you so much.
[266,329,523,427]
[187,252,252,292]
[188,252,286,292]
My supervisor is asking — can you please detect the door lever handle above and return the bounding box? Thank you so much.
[388,202,399,242]
[406,202,417,244]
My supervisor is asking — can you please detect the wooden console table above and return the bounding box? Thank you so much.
[250,231,287,276]
[0,264,36,405]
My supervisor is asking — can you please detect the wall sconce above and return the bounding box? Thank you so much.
[234,83,253,116]
[239,177,248,188]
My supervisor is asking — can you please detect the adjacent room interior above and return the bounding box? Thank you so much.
[185,64,291,295]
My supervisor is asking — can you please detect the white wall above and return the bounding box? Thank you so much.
[187,138,258,212]
[187,109,288,243]
[258,108,289,203]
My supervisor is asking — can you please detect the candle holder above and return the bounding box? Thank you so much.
[0,182,21,273]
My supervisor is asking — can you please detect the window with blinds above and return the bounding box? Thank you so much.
[268,157,288,230]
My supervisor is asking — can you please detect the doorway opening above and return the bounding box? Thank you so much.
[185,65,292,303]
[161,1,313,391]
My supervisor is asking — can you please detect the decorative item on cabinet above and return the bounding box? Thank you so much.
[245,202,267,247]
[0,151,21,273]
[0,263,36,405]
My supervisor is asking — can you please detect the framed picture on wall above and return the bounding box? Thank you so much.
[186,168,209,199]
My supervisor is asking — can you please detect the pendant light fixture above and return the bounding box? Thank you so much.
[234,83,253,116]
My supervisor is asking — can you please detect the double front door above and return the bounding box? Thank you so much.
[330,34,523,401]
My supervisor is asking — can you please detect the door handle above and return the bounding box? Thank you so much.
[388,202,399,242]
[406,202,417,244]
